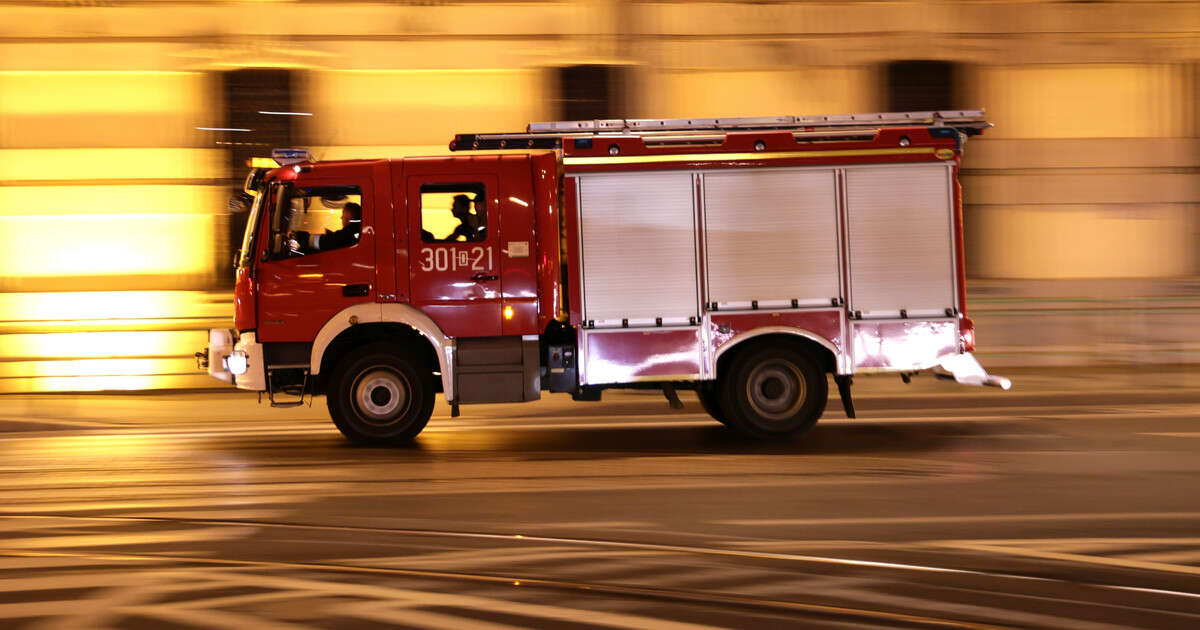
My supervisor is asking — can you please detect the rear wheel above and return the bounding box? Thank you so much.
[326,343,434,445]
[719,344,827,439]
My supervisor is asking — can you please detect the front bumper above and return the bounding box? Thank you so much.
[198,329,266,391]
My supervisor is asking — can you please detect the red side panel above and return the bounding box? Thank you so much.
[583,329,702,385]
[371,160,396,302]
[532,151,562,330]
[562,177,583,326]
[234,265,255,331]
[255,162,381,343]
[498,154,539,337]
[710,310,843,357]
[951,163,969,318]
[391,159,410,302]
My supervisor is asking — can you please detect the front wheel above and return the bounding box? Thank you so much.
[696,383,732,427]
[718,344,827,439]
[326,343,434,445]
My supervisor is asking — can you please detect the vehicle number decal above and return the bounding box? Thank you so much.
[419,246,494,272]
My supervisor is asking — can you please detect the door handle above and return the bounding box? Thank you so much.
[342,283,371,297]
[471,273,498,282]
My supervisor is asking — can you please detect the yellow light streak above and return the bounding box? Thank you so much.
[0,213,215,278]
[0,149,226,182]
[564,147,935,166]
[0,185,227,216]
[0,71,207,115]
[0,291,224,323]
[0,331,203,360]
[1,358,175,379]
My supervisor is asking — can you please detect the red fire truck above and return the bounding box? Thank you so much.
[199,110,1009,444]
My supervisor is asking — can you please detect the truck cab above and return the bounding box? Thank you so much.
[207,150,559,442]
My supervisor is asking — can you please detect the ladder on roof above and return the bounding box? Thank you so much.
[451,110,991,151]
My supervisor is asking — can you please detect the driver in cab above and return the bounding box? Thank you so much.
[290,203,361,253]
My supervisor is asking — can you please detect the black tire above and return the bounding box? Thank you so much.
[696,383,732,427]
[326,343,434,445]
[718,344,827,439]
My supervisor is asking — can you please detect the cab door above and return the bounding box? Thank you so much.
[406,168,502,338]
[256,176,376,343]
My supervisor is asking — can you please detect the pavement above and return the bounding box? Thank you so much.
[0,373,1198,627]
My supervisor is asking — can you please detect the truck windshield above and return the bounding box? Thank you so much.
[237,183,268,269]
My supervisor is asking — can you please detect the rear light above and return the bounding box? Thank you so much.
[960,317,976,352]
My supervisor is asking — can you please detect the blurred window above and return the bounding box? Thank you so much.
[887,60,957,112]
[223,68,297,264]
[557,65,626,121]
[419,183,487,243]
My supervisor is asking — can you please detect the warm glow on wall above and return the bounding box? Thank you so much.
[308,69,549,146]
[0,291,221,323]
[0,291,229,393]
[968,65,1190,139]
[0,71,206,115]
[645,67,874,120]
[0,182,225,288]
[0,184,225,215]
[0,213,216,281]
[0,149,226,182]
[0,331,201,360]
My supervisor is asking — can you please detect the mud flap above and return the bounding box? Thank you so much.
[834,375,855,419]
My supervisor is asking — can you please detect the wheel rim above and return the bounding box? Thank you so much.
[745,359,806,421]
[353,368,411,426]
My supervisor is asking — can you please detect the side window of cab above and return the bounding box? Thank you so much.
[269,185,363,259]
[418,182,487,243]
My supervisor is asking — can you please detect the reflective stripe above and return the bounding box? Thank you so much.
[564,147,935,166]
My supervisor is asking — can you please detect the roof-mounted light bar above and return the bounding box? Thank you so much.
[271,148,314,165]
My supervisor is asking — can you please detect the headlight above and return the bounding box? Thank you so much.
[224,351,249,376]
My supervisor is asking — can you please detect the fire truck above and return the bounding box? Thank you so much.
[199,110,1010,444]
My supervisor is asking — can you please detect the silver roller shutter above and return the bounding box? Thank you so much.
[577,172,699,326]
[845,163,956,318]
[703,168,840,308]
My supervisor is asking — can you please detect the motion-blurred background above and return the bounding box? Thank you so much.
[1,0,1197,392]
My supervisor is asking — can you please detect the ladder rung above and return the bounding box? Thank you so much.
[527,110,987,134]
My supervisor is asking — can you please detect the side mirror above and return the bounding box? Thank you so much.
[243,168,267,196]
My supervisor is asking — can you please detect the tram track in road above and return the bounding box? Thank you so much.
[1,513,1199,628]
[0,546,1011,630]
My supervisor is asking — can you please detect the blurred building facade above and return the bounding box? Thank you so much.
[1,0,1198,390]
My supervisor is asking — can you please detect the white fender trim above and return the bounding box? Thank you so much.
[310,303,455,401]
[712,326,842,373]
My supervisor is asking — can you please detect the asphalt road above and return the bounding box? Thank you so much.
[0,370,1198,629]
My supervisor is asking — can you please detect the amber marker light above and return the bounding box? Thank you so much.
[247,157,279,168]
[503,305,514,320]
